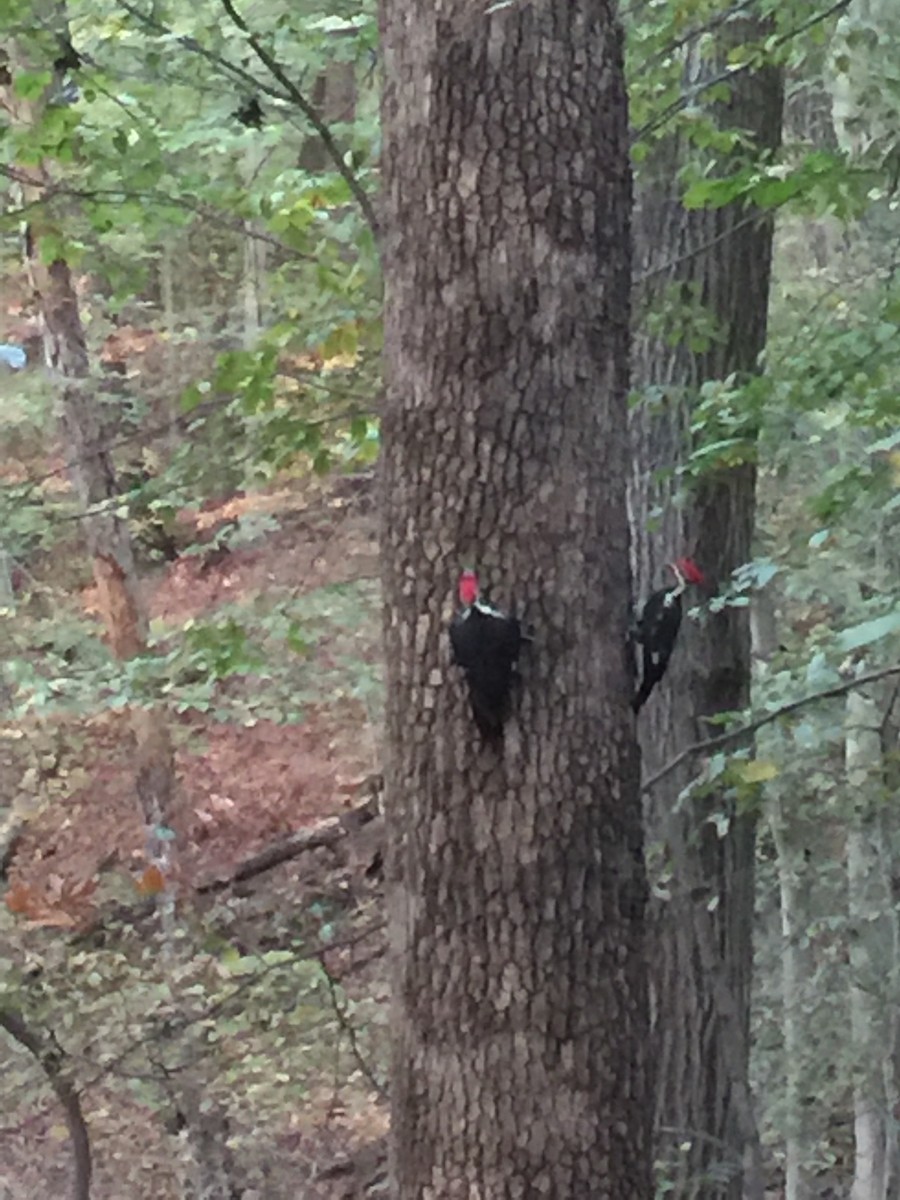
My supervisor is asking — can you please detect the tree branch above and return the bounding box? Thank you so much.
[0,167,321,262]
[0,1009,92,1200]
[196,792,379,894]
[318,956,387,1100]
[633,0,852,143]
[642,661,900,792]
[636,0,759,79]
[218,0,380,239]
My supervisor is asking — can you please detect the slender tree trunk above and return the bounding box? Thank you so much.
[880,697,900,1200]
[755,584,817,1200]
[629,11,784,1199]
[4,38,176,884]
[846,683,892,1200]
[240,143,267,346]
[380,1,649,1196]
[158,240,180,453]
[769,793,817,1200]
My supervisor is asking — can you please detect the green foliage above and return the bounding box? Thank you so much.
[682,150,876,219]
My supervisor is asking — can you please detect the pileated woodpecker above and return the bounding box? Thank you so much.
[449,569,524,739]
[632,557,706,714]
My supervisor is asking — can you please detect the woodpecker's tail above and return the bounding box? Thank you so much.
[467,686,507,740]
[631,682,653,713]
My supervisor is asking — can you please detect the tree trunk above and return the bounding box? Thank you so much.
[769,791,817,1200]
[158,239,181,453]
[379,2,649,1197]
[629,11,784,1199]
[846,682,893,1200]
[297,55,357,173]
[241,142,268,346]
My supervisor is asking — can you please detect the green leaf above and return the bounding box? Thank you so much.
[736,760,779,784]
[836,611,900,652]
[869,431,900,454]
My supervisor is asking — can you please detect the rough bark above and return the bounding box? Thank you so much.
[629,12,784,1199]
[380,2,648,1197]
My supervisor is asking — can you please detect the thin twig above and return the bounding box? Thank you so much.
[0,393,373,509]
[0,167,319,261]
[0,1009,92,1200]
[318,956,387,1100]
[634,212,760,286]
[636,0,759,79]
[643,661,900,792]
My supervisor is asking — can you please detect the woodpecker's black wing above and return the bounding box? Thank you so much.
[449,603,523,739]
[632,589,682,713]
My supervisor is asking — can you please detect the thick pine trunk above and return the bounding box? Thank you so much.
[379,2,649,1196]
[629,13,783,1199]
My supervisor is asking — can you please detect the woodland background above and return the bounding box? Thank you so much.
[1,0,900,1197]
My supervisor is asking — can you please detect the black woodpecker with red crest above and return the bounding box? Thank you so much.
[449,569,525,739]
[632,556,707,714]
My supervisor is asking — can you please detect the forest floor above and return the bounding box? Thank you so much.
[2,474,391,1198]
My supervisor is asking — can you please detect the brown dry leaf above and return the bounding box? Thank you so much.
[136,864,166,895]
[5,880,38,916]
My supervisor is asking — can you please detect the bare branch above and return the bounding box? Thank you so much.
[196,792,380,893]
[643,661,900,792]
[318,956,387,1100]
[0,167,320,262]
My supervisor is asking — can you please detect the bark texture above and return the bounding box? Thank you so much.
[380,3,648,1197]
[629,14,784,1200]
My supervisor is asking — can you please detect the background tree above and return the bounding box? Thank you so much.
[627,5,784,1197]
[378,0,649,1195]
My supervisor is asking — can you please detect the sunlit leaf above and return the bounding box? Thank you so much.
[836,611,900,652]
[736,759,779,784]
